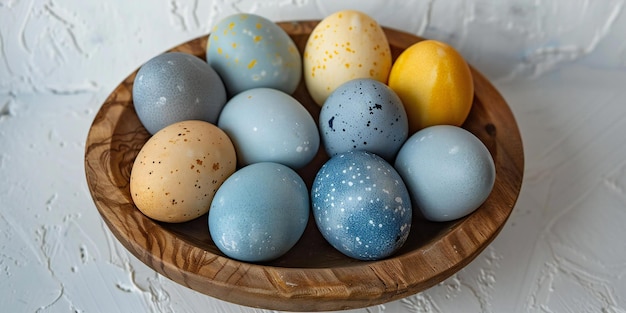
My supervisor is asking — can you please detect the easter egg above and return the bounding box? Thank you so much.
[208,162,309,262]
[303,10,392,106]
[132,52,227,135]
[319,78,408,161]
[312,150,412,260]
[394,125,495,222]
[217,88,319,169]
[207,13,302,96]
[388,40,474,134]
[130,120,236,223]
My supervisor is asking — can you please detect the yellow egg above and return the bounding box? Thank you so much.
[130,120,236,223]
[388,40,474,134]
[303,10,392,106]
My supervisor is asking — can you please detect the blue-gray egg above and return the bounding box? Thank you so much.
[217,88,319,169]
[311,150,412,260]
[208,162,309,262]
[394,125,496,222]
[206,13,302,96]
[132,52,227,135]
[319,78,408,161]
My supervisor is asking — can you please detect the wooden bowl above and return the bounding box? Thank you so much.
[84,21,523,311]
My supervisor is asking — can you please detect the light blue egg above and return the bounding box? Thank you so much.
[132,52,227,135]
[319,78,408,161]
[217,88,319,169]
[206,13,302,96]
[311,150,412,260]
[395,125,496,222]
[208,162,309,262]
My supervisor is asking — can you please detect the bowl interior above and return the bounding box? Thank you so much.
[85,20,523,311]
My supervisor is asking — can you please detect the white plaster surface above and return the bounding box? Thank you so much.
[2,0,626,312]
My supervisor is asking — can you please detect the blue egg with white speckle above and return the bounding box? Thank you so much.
[133,52,227,135]
[208,162,309,262]
[312,150,412,260]
[319,78,408,161]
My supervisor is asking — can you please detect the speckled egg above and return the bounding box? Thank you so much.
[394,125,495,222]
[312,150,412,260]
[217,88,319,169]
[130,120,236,223]
[303,10,392,106]
[206,13,302,96]
[319,78,408,161]
[132,52,227,135]
[208,162,309,262]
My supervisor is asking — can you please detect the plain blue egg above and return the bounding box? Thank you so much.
[132,52,227,135]
[208,162,309,262]
[319,78,408,161]
[206,13,302,96]
[311,150,412,260]
[394,125,496,222]
[217,88,319,169]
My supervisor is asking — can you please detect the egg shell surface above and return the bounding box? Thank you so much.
[312,150,412,260]
[130,120,236,223]
[303,10,392,106]
[217,88,320,169]
[208,162,309,262]
[206,13,302,96]
[394,125,495,222]
[388,40,474,134]
[132,52,227,135]
[319,78,408,161]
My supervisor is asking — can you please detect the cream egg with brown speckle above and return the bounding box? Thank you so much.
[130,120,236,223]
[303,10,392,106]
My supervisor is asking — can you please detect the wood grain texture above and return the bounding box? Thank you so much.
[84,21,524,311]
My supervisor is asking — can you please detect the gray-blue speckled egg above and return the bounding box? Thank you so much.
[312,150,412,260]
[132,52,227,134]
[208,162,309,262]
[319,78,408,161]
[395,125,496,222]
[206,13,302,96]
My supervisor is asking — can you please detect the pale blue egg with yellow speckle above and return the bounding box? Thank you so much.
[312,150,412,260]
[207,13,302,96]
[208,162,309,262]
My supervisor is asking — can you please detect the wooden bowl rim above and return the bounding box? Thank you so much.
[84,20,524,311]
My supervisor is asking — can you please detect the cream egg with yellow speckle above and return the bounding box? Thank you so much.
[130,120,236,223]
[304,10,392,106]
[207,13,302,96]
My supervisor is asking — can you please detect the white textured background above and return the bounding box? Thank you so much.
[2,0,626,312]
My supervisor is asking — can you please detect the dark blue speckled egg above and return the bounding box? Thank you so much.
[312,150,412,260]
[319,78,408,161]
[132,52,227,134]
